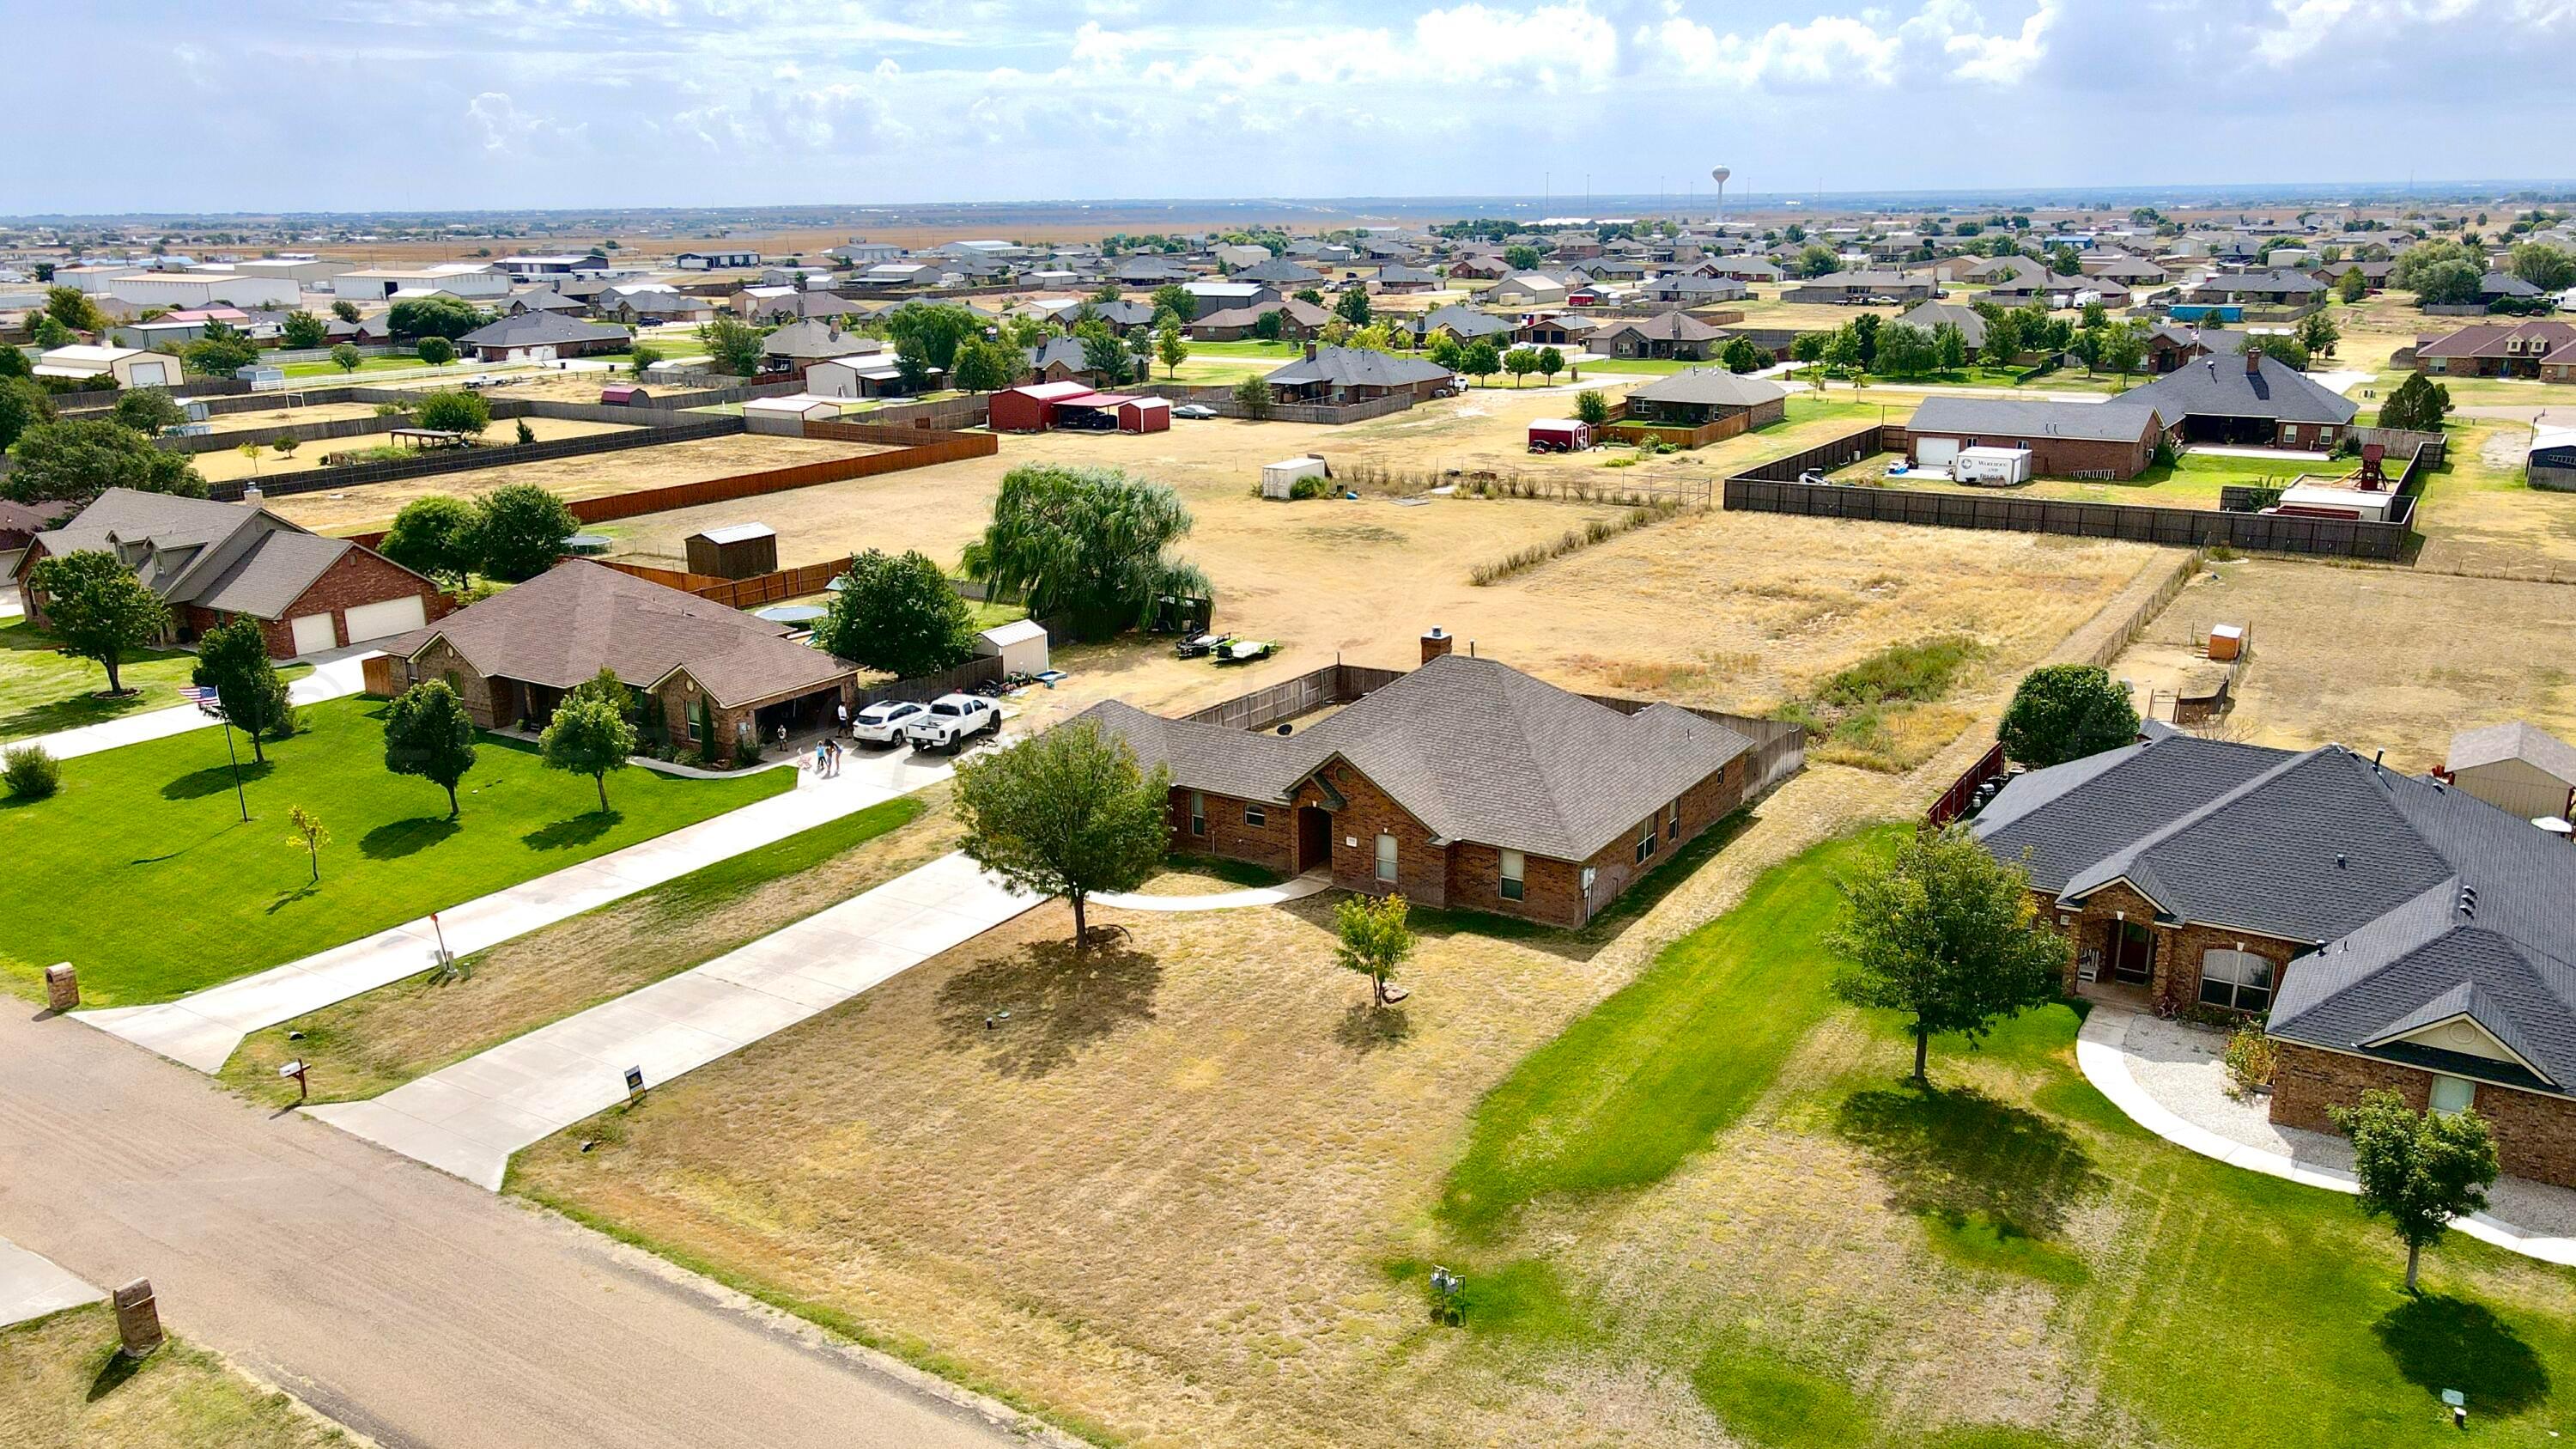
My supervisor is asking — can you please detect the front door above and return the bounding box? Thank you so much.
[2107,920,2155,985]
[1296,806,1331,874]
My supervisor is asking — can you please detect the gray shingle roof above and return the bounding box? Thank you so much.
[31,488,392,622]
[1069,653,1752,861]
[1894,301,1987,350]
[2117,352,2358,426]
[1626,368,1786,408]
[459,312,629,350]
[2447,721,2576,784]
[1263,346,1451,390]
[1906,397,2164,445]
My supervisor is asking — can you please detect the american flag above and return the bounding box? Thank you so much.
[181,686,220,709]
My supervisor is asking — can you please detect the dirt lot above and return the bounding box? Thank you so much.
[194,416,638,485]
[264,432,879,533]
[2111,556,2576,771]
[196,399,389,435]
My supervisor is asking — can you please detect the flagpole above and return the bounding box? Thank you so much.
[221,717,247,823]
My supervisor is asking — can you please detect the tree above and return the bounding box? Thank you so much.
[2247,333,2311,370]
[628,342,662,378]
[414,388,489,436]
[1250,308,1285,343]
[1461,339,1502,387]
[893,333,938,393]
[540,671,636,813]
[280,310,327,350]
[380,495,482,585]
[964,465,1208,640]
[2101,324,2146,384]
[1156,321,1189,379]
[0,343,27,381]
[1789,332,1827,365]
[2379,371,2453,433]
[2506,241,2576,293]
[1796,245,1841,278]
[1504,245,1541,271]
[2412,259,2484,307]
[1980,310,2024,369]
[2336,267,2368,303]
[416,335,457,366]
[1335,892,1415,1007]
[2330,1089,2499,1293]
[1932,321,1971,372]
[1829,825,2069,1084]
[1232,374,1272,419]
[1717,335,1767,374]
[44,285,104,335]
[1999,663,2139,767]
[951,338,1018,393]
[182,325,260,379]
[1334,287,1371,327]
[1502,345,1539,387]
[1292,287,1325,307]
[284,806,330,884]
[383,679,479,818]
[387,295,484,341]
[330,299,361,323]
[3,418,204,507]
[1535,345,1564,385]
[881,303,981,373]
[472,483,578,581]
[330,344,362,374]
[815,548,975,678]
[700,316,766,376]
[0,377,52,452]
[31,315,76,350]
[951,719,1170,948]
[1573,388,1611,426]
[25,550,171,694]
[192,617,293,764]
[1824,325,1866,374]
[1874,322,1936,379]
[1150,283,1196,323]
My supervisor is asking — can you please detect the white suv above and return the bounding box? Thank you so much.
[850,699,927,746]
[903,694,1000,753]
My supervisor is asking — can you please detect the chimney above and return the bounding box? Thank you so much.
[1420,625,1452,664]
[2245,346,2262,375]
[1303,341,1318,361]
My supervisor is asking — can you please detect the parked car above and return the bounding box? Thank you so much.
[850,699,927,746]
[904,694,1000,752]
[1172,403,1217,420]
[1174,631,1230,659]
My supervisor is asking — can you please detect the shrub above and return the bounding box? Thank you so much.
[416,336,457,366]
[1288,476,1332,500]
[2223,1026,2278,1099]
[414,388,490,436]
[3,744,61,801]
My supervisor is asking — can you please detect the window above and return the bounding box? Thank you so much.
[1667,800,1682,842]
[1635,819,1658,864]
[1499,849,1525,902]
[2197,948,2273,1012]
[1189,790,1206,837]
[1375,833,1398,883]
[1243,804,1266,828]
[2429,1074,2476,1116]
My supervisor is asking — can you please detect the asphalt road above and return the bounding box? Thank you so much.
[0,1007,1033,1449]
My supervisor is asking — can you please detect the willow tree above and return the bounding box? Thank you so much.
[963,465,1210,641]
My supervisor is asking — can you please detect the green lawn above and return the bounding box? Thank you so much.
[278,355,454,379]
[1425,823,2576,1447]
[0,695,792,1007]
[0,620,310,746]
[1844,445,2322,509]
[0,1304,349,1447]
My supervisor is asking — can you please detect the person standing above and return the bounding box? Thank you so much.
[836,699,850,738]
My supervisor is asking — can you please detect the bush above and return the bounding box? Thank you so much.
[416,336,457,366]
[2224,1026,2278,1100]
[414,388,490,436]
[3,744,61,801]
[1572,389,1611,426]
[1999,664,2140,768]
[1230,374,1271,419]
[1288,476,1332,500]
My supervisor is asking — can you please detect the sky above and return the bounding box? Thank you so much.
[9,0,2576,215]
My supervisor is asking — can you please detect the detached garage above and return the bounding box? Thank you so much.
[988,381,1098,433]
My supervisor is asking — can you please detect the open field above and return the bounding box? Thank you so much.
[277,354,449,380]
[193,400,391,435]
[0,1304,350,1449]
[1826,446,2315,510]
[513,819,2576,1448]
[190,415,638,484]
[267,432,877,535]
[0,619,309,746]
[2108,555,2576,771]
[0,695,791,1007]
[2409,417,2576,576]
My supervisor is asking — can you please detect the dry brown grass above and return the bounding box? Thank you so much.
[191,416,634,484]
[2110,556,2576,773]
[0,1305,351,1448]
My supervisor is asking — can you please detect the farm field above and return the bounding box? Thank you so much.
[2108,555,2576,771]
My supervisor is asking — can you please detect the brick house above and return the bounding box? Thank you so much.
[454,311,631,362]
[371,561,859,750]
[1261,345,1454,406]
[1620,368,1788,429]
[2117,350,2356,451]
[1973,727,2576,1188]
[16,489,448,659]
[2412,320,2576,383]
[1590,312,1728,361]
[1069,641,1794,928]
[1904,398,2170,480]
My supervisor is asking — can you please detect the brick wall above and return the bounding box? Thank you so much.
[1297,761,1449,909]
[2272,1043,2576,1189]
[1167,787,1297,874]
[258,549,451,658]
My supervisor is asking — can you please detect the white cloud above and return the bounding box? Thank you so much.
[1648,1,2052,89]
[464,91,586,153]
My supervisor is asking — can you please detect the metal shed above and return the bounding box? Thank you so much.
[684,522,779,580]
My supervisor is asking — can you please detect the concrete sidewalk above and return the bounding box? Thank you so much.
[310,852,1037,1189]
[79,746,957,1073]
[1093,868,1334,912]
[0,1235,100,1328]
[18,644,377,760]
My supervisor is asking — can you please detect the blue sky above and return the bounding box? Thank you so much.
[9,0,2574,213]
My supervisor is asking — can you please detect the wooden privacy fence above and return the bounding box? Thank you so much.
[1184,664,1406,732]
[1596,401,1759,451]
[1925,741,2009,830]
[853,654,1005,709]
[1725,475,2417,559]
[210,415,744,500]
[596,554,854,609]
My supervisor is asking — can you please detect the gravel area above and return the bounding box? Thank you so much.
[2120,1014,2576,1238]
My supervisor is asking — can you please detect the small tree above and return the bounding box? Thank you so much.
[2330,1089,2499,1293]
[1232,374,1272,419]
[415,388,489,436]
[192,617,293,764]
[416,335,458,366]
[1461,339,1501,387]
[472,484,578,581]
[628,342,662,378]
[384,679,479,818]
[951,719,1170,947]
[330,344,362,374]
[1999,664,2140,767]
[284,806,330,884]
[1829,826,2069,1084]
[281,310,327,349]
[2337,267,2368,303]
[951,338,1018,393]
[331,299,361,324]
[816,548,975,678]
[2379,372,2452,433]
[1502,346,1539,387]
[1334,287,1372,326]
[183,326,261,379]
[1150,283,1197,324]
[2101,326,2146,385]
[1157,321,1189,379]
[1504,245,1540,271]
[1933,320,1971,371]
[1335,892,1415,1007]
[26,550,170,694]
[1535,345,1564,385]
[540,671,636,813]
[699,315,767,376]
[382,495,481,585]
[1573,388,1612,426]
[109,387,187,435]
[2295,310,2341,358]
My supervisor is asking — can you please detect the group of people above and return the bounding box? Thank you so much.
[809,735,848,777]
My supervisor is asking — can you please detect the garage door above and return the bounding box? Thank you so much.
[127,360,172,387]
[343,595,428,644]
[1915,436,1960,468]
[289,612,337,654]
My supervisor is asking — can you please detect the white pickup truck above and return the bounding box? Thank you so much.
[903,693,1000,753]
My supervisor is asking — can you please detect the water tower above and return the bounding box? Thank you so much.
[1710,166,1731,227]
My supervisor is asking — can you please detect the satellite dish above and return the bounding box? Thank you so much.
[1710,166,1731,184]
